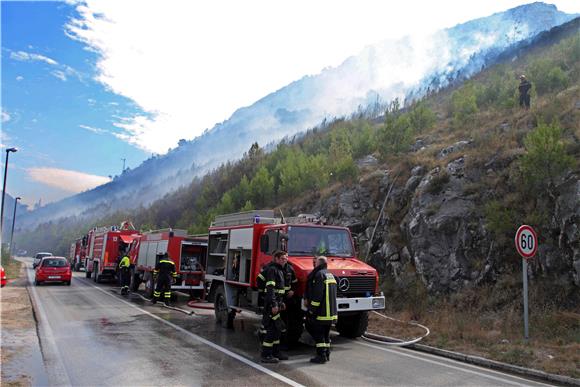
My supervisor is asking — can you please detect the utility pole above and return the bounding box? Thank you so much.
[9,197,21,258]
[121,158,126,174]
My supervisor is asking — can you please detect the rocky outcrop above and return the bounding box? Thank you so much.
[293,148,579,294]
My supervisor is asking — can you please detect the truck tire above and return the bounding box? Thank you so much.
[214,285,234,329]
[336,311,369,338]
[93,263,100,283]
[144,274,154,299]
[130,268,141,292]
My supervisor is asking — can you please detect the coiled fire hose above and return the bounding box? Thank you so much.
[362,311,430,346]
[187,299,215,310]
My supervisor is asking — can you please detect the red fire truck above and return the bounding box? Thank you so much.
[204,210,385,341]
[84,222,141,283]
[68,237,86,271]
[128,229,207,298]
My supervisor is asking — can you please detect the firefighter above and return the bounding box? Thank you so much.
[518,74,532,109]
[152,252,176,305]
[260,250,289,363]
[280,253,298,347]
[118,252,131,295]
[305,256,337,364]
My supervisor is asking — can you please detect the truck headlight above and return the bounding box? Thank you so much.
[372,297,385,309]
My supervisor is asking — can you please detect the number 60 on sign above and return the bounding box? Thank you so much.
[515,225,538,259]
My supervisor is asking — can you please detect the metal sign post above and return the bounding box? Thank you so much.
[515,225,538,342]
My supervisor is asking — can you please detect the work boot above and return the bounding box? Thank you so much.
[310,349,327,364]
[260,356,279,364]
[309,355,327,364]
[273,348,288,361]
[151,298,157,304]
[325,348,330,362]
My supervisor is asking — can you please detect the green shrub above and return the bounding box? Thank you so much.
[520,120,575,192]
[450,82,478,129]
[376,113,413,157]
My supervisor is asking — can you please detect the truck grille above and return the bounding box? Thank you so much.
[336,276,375,297]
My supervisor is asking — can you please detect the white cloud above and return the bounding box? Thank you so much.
[26,167,111,193]
[2,110,11,123]
[10,50,58,65]
[79,124,107,134]
[66,0,580,154]
[52,70,67,81]
[16,75,24,81]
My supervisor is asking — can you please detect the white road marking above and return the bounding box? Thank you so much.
[25,263,73,387]
[87,280,305,387]
[356,341,550,386]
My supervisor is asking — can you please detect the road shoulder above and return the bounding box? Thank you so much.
[0,262,49,386]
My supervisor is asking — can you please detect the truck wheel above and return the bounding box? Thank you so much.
[336,312,369,338]
[144,274,154,298]
[214,286,234,329]
[130,269,141,292]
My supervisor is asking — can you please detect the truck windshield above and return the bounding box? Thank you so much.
[287,226,354,257]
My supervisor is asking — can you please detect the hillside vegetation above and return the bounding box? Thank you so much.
[16,19,580,377]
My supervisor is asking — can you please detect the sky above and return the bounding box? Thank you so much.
[1,0,579,207]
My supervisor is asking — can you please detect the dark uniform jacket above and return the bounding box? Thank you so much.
[306,263,338,325]
[154,258,177,279]
[283,262,298,295]
[519,79,531,96]
[262,261,285,309]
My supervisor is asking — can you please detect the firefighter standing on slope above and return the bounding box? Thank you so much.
[152,252,176,305]
[305,256,338,364]
[118,252,131,295]
[260,250,289,363]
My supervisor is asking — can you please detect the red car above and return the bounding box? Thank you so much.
[1,265,6,287]
[35,257,72,286]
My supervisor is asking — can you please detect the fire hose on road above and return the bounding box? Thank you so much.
[362,311,430,346]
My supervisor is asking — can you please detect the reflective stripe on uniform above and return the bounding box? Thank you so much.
[159,260,175,265]
[273,340,280,345]
[262,342,274,347]
[311,300,320,306]
[266,281,276,286]
[258,273,265,280]
[154,291,160,297]
[316,315,338,321]
[275,289,285,294]
[271,314,280,320]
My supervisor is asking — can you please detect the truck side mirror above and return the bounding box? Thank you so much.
[260,235,269,253]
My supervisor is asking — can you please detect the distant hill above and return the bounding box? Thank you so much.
[18,2,577,229]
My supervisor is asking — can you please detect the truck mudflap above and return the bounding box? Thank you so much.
[337,296,385,312]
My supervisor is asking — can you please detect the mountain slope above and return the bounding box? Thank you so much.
[19,2,577,228]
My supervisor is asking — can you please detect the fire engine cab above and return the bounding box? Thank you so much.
[128,229,207,298]
[205,210,385,341]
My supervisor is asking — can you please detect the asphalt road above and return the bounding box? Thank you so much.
[25,259,551,386]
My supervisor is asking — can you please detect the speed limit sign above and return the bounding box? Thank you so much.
[515,225,538,259]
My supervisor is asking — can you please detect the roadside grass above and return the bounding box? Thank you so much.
[368,280,580,378]
[1,244,22,282]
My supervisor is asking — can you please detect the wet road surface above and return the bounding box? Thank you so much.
[26,262,551,386]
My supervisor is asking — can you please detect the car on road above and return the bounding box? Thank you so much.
[1,265,6,287]
[33,252,53,268]
[35,257,72,286]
